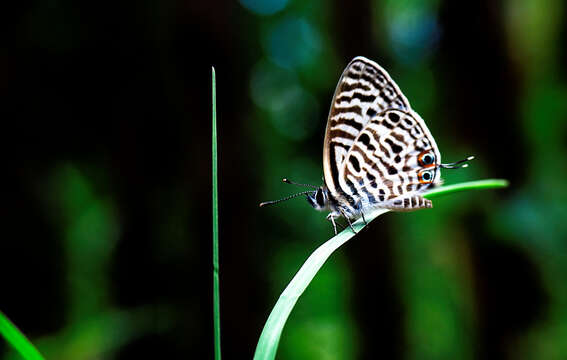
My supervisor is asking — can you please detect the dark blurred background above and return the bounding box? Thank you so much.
[2,0,566,359]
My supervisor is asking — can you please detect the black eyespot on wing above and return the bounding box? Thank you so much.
[394,155,401,163]
[388,166,397,175]
[422,171,432,181]
[418,152,435,166]
[366,108,377,118]
[352,92,376,103]
[388,112,400,122]
[385,138,403,153]
[350,155,361,172]
[358,133,371,146]
[381,120,394,129]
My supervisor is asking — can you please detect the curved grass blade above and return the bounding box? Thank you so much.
[0,311,45,360]
[253,178,508,360]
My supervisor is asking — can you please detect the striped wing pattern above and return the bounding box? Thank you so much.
[323,57,441,216]
[323,57,410,196]
[341,109,441,212]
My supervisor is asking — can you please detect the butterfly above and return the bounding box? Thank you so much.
[260,56,473,234]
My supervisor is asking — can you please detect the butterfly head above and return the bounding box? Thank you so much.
[306,186,329,211]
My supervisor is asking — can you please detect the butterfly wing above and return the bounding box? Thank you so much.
[323,57,411,196]
[340,109,442,211]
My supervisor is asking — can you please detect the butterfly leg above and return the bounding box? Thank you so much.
[361,211,367,225]
[339,209,357,234]
[326,213,339,235]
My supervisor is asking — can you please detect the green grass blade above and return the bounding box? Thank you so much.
[212,66,221,360]
[424,179,509,199]
[253,179,508,360]
[253,209,388,360]
[0,311,45,360]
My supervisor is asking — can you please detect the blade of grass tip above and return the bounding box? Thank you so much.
[253,178,508,360]
[424,179,509,199]
[212,66,221,360]
[0,311,45,360]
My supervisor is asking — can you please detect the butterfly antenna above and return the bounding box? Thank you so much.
[282,178,318,189]
[259,191,313,207]
[440,156,475,169]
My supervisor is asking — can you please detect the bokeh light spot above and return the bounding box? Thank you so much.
[250,60,319,140]
[385,3,441,64]
[269,86,319,140]
[264,17,321,69]
[250,60,299,111]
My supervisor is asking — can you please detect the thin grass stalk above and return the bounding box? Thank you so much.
[212,66,221,360]
[253,179,509,360]
[0,311,45,360]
